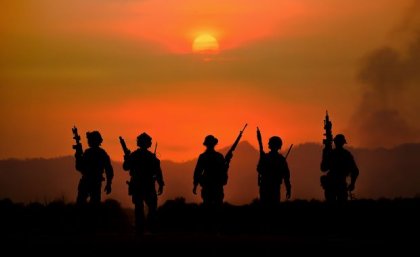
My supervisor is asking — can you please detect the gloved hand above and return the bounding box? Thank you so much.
[104,183,112,194]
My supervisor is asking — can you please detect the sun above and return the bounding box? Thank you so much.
[192,34,219,54]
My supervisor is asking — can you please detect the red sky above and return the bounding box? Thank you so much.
[1,0,419,162]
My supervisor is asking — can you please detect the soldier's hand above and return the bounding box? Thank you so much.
[158,185,164,196]
[348,183,355,192]
[193,185,197,195]
[286,191,291,200]
[104,183,112,194]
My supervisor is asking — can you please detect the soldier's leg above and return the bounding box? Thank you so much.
[145,192,158,232]
[259,186,268,205]
[324,188,335,203]
[201,186,210,206]
[215,186,224,206]
[90,181,102,205]
[76,178,89,205]
[274,185,281,203]
[133,195,145,234]
[337,183,348,203]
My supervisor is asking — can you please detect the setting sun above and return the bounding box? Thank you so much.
[192,34,219,53]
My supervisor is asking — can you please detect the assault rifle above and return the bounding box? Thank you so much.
[225,123,248,168]
[119,136,132,194]
[119,136,131,158]
[321,111,333,172]
[154,142,158,156]
[72,126,83,158]
[222,124,247,185]
[256,127,264,186]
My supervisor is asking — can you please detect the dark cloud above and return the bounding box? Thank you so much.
[349,2,420,148]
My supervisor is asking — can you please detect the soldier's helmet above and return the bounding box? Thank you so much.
[333,134,347,145]
[268,136,282,150]
[86,131,103,147]
[203,135,218,147]
[137,132,152,148]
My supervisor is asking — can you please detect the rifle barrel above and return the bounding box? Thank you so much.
[242,123,248,132]
[285,144,293,159]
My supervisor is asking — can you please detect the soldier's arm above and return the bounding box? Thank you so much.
[257,153,266,174]
[75,151,85,173]
[104,152,114,183]
[122,153,131,171]
[283,159,292,198]
[155,158,164,187]
[193,155,204,187]
[102,151,113,194]
[349,154,359,186]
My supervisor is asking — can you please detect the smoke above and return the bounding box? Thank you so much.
[350,2,420,148]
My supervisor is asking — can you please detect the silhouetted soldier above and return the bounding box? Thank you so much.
[257,129,291,205]
[193,135,227,207]
[123,132,164,234]
[75,131,113,205]
[321,134,359,203]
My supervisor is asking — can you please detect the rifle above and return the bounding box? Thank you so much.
[257,126,264,156]
[225,123,248,168]
[119,136,131,157]
[284,144,294,159]
[323,111,333,151]
[321,111,333,172]
[154,142,158,156]
[72,126,83,158]
[256,127,264,186]
[119,136,132,192]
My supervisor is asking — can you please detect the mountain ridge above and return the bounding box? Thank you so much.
[1,141,419,207]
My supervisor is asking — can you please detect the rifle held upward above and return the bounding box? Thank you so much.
[225,123,248,167]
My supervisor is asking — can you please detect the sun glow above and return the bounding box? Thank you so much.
[192,34,219,54]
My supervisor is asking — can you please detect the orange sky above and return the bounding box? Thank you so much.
[1,0,419,161]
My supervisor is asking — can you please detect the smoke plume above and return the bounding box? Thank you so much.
[350,2,420,148]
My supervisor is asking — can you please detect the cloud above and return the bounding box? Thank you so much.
[349,1,420,148]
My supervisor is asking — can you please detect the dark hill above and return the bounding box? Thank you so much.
[0,142,419,206]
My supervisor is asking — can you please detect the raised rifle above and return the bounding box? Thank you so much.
[154,142,158,156]
[119,136,132,194]
[323,111,333,152]
[256,127,264,186]
[72,126,83,158]
[225,123,248,169]
[222,123,247,185]
[119,136,131,158]
[321,111,333,172]
[285,144,294,159]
